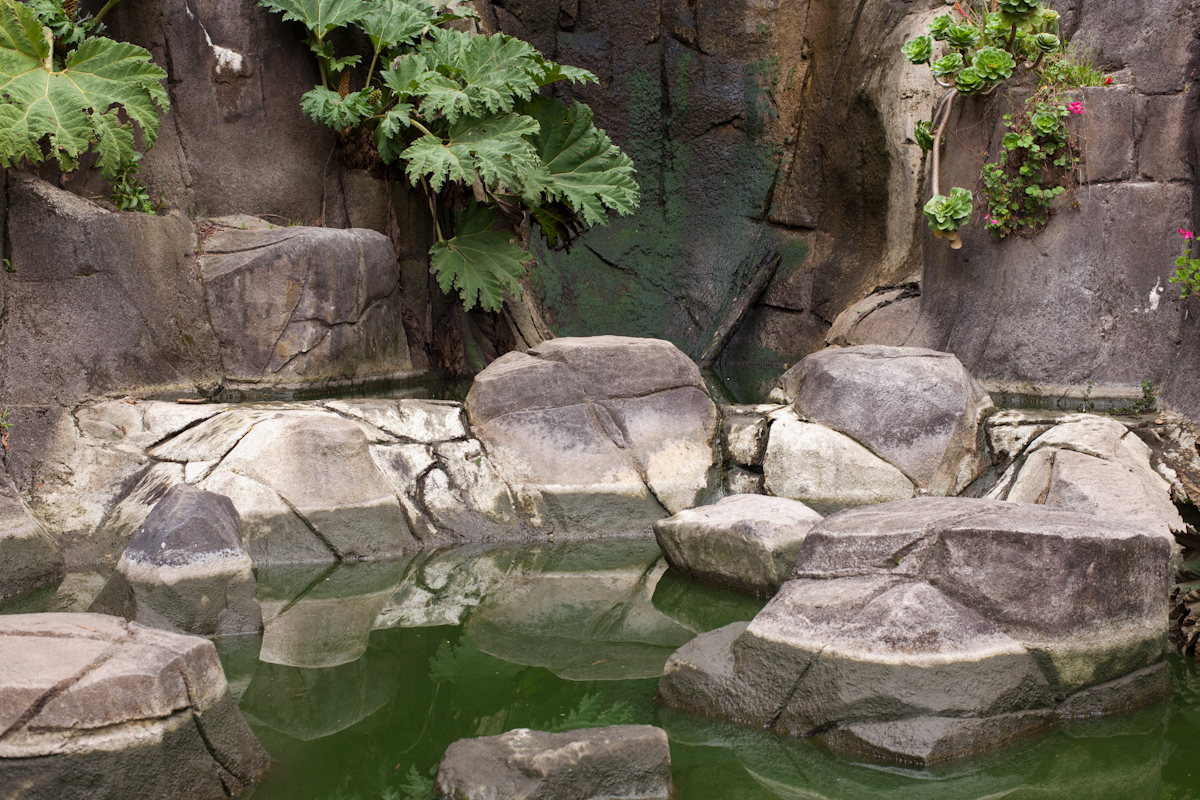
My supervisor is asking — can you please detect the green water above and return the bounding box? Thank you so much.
[192,540,1200,800]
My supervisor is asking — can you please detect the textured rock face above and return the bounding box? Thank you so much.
[89,483,260,636]
[776,346,993,495]
[200,225,410,384]
[0,613,269,800]
[0,473,64,601]
[654,494,823,595]
[657,498,1173,764]
[466,336,719,534]
[436,726,674,800]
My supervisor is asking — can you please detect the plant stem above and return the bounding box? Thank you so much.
[366,49,380,87]
[1030,51,1045,72]
[931,90,957,198]
[409,117,436,138]
[91,0,122,26]
[422,177,444,241]
[1006,22,1017,53]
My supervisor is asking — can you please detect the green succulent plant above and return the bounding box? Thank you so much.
[946,24,980,50]
[1039,9,1059,29]
[997,0,1040,17]
[972,47,1016,81]
[1032,32,1060,54]
[901,35,932,64]
[1030,109,1059,136]
[929,14,955,41]
[924,186,973,232]
[915,119,934,151]
[930,52,964,79]
[953,67,987,95]
[984,12,1009,42]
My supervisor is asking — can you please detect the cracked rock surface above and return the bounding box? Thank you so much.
[657,497,1174,764]
[0,612,269,800]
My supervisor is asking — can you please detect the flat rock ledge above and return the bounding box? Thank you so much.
[657,497,1174,764]
[0,613,269,800]
[435,725,674,800]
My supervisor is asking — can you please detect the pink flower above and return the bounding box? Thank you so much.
[1180,228,1195,240]
[1067,101,1085,114]
[1104,76,1113,85]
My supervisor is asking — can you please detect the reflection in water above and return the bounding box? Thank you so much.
[219,543,1200,800]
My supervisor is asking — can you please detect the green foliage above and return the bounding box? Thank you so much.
[914,118,934,151]
[980,97,1077,237]
[930,53,963,79]
[924,186,973,233]
[1110,381,1157,416]
[110,152,156,213]
[997,0,1040,17]
[929,14,954,41]
[0,0,168,181]
[971,47,1015,81]
[544,693,635,732]
[1037,40,1108,90]
[396,765,435,800]
[1172,232,1200,298]
[953,67,986,95]
[945,24,980,51]
[901,35,932,64]
[261,0,639,311]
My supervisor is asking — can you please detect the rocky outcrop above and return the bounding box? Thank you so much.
[0,613,269,799]
[466,336,719,534]
[0,473,64,601]
[657,498,1173,764]
[89,483,260,636]
[436,726,674,800]
[654,494,822,596]
[774,346,994,495]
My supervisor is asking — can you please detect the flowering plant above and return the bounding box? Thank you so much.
[1172,229,1200,298]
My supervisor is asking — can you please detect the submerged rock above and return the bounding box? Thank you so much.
[436,725,673,800]
[0,613,269,800]
[90,483,260,637]
[0,473,64,601]
[654,494,823,595]
[657,497,1173,764]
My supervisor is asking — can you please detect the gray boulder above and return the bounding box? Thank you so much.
[658,498,1173,763]
[762,409,914,514]
[436,725,674,800]
[0,613,269,800]
[653,494,823,595]
[89,483,260,637]
[0,473,64,601]
[466,336,719,534]
[775,346,994,495]
[199,224,411,385]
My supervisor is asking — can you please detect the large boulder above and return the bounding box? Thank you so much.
[199,224,410,385]
[436,726,674,800]
[0,613,269,799]
[653,494,823,595]
[466,336,719,534]
[774,346,994,495]
[0,473,63,601]
[658,498,1173,764]
[89,483,260,637]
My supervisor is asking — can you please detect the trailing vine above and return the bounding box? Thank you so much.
[259,0,640,312]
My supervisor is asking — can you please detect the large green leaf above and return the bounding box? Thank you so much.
[430,203,529,311]
[356,0,433,51]
[413,29,541,123]
[0,0,168,179]
[300,85,372,129]
[525,97,639,225]
[257,0,370,36]
[402,112,540,192]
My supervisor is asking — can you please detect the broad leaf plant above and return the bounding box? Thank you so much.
[259,0,640,312]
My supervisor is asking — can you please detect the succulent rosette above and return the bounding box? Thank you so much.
[929,14,955,41]
[930,52,964,79]
[946,24,980,50]
[984,13,1010,43]
[972,46,1015,81]
[1032,32,1060,53]
[901,35,933,64]
[953,67,986,95]
[915,119,934,152]
[924,186,973,232]
[997,0,1040,16]
[1031,110,1059,136]
[1039,8,1059,30]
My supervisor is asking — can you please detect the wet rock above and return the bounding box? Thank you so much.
[466,336,718,534]
[654,494,822,595]
[199,226,410,384]
[0,613,269,800]
[658,498,1173,763]
[721,405,775,468]
[89,483,260,637]
[762,409,914,515]
[436,725,673,800]
[775,346,993,495]
[723,466,763,496]
[0,473,64,601]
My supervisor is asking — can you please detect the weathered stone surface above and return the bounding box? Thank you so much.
[89,483,260,637]
[374,546,525,629]
[436,726,673,800]
[0,472,63,601]
[467,337,718,533]
[0,613,269,799]
[762,410,914,515]
[658,498,1173,763]
[721,405,772,467]
[723,466,763,496]
[776,346,993,495]
[654,494,822,595]
[199,225,410,384]
[326,398,468,443]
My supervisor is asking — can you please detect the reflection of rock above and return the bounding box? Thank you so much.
[436,726,674,800]
[658,498,1173,763]
[0,613,269,799]
[650,569,767,635]
[374,546,526,629]
[90,484,260,636]
[654,494,823,595]
[0,472,64,601]
[467,541,694,680]
[239,643,400,741]
[257,559,410,668]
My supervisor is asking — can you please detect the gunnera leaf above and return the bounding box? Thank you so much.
[257,0,371,36]
[430,202,530,311]
[0,0,168,179]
